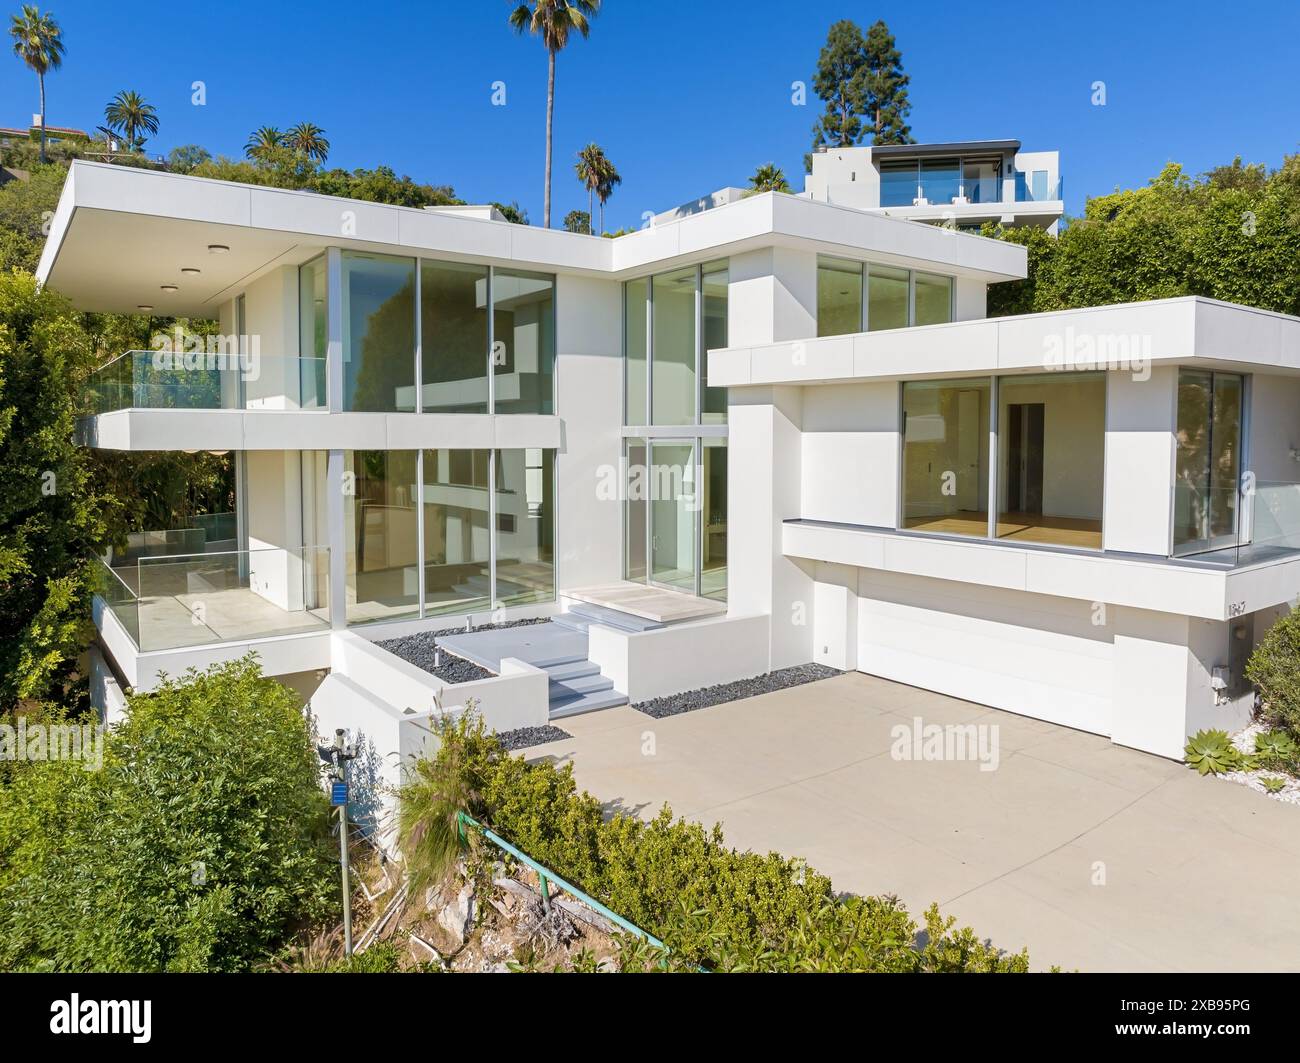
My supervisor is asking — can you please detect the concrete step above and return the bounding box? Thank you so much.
[555,601,665,634]
[549,672,614,698]
[549,688,629,719]
[543,659,602,682]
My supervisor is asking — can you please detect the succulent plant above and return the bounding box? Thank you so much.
[1184,729,1242,775]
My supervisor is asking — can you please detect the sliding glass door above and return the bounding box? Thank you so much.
[1173,370,1244,555]
[649,441,696,593]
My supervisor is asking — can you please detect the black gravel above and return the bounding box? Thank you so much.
[376,618,550,684]
[633,663,841,719]
[497,724,573,751]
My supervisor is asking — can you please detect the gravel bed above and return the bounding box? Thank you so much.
[497,724,573,751]
[376,618,551,684]
[1216,720,1300,807]
[633,662,841,719]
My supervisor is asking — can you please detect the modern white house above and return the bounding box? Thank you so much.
[802,139,1064,234]
[37,158,1300,773]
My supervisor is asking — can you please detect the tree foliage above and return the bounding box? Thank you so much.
[987,156,1300,318]
[0,657,337,971]
[0,271,105,707]
[810,19,913,152]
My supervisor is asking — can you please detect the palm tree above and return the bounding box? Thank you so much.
[286,121,329,163]
[594,152,621,235]
[575,143,604,234]
[9,5,65,164]
[103,90,158,152]
[508,0,600,228]
[244,126,285,162]
[748,162,791,194]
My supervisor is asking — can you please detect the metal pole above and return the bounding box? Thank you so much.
[339,770,352,957]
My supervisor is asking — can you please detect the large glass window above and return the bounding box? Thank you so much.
[1174,370,1244,555]
[420,260,488,414]
[914,272,953,327]
[701,260,729,423]
[817,256,863,338]
[902,379,991,538]
[625,278,648,424]
[495,448,555,606]
[963,158,1001,204]
[996,373,1105,549]
[702,439,727,600]
[299,256,327,361]
[342,252,416,412]
[421,449,491,615]
[345,449,420,623]
[879,159,917,206]
[625,438,648,582]
[651,267,697,424]
[868,265,910,331]
[493,268,555,415]
[919,157,961,204]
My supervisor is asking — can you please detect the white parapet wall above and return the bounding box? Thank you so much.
[586,613,772,704]
[309,631,550,843]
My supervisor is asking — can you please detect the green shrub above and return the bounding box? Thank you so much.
[0,657,337,971]
[1253,729,1298,770]
[1247,612,1300,740]
[402,712,1030,973]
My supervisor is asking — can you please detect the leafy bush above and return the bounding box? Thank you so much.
[0,657,337,971]
[1246,611,1300,740]
[401,712,1030,973]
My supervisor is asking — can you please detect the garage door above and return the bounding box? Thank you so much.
[856,569,1114,737]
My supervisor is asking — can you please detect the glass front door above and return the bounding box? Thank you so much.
[649,441,696,592]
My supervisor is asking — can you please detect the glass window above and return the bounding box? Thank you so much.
[345,450,419,624]
[817,256,863,338]
[297,257,328,410]
[495,448,554,606]
[914,272,953,327]
[920,157,960,204]
[996,373,1105,549]
[902,379,991,538]
[342,252,416,412]
[868,265,910,331]
[651,267,697,425]
[421,449,491,615]
[625,438,647,581]
[963,158,1000,204]
[1030,170,1049,201]
[493,268,555,415]
[702,438,727,601]
[1174,370,1243,554]
[625,278,648,424]
[701,260,729,424]
[879,159,917,206]
[420,260,488,414]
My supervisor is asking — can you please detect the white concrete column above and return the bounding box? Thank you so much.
[1103,366,1177,555]
[554,274,623,591]
[813,562,858,671]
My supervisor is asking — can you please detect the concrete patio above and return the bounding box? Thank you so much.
[525,672,1300,972]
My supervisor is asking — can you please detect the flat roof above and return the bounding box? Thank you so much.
[38,161,1027,316]
[870,139,1022,158]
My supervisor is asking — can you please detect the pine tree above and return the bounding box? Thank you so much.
[809,20,867,150]
[862,20,914,145]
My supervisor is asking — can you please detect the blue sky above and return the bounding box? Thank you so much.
[4,0,1298,229]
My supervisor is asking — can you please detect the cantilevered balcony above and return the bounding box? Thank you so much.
[87,350,327,414]
[93,545,330,652]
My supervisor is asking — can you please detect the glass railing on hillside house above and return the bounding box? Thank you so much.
[1173,480,1300,566]
[93,546,331,651]
[87,351,327,414]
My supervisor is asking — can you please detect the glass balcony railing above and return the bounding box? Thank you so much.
[93,546,331,651]
[1172,481,1300,567]
[86,351,327,414]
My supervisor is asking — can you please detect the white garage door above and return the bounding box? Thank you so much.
[856,569,1114,737]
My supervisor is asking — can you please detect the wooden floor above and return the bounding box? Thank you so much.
[565,581,728,623]
[904,510,1103,549]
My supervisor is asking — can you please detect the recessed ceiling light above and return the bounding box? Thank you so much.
[181,267,201,275]
[137,304,153,312]
[160,284,179,292]
[207,244,230,254]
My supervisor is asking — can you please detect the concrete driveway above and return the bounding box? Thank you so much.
[526,672,1300,972]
